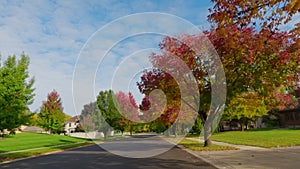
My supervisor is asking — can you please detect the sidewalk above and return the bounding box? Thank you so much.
[185,138,300,169]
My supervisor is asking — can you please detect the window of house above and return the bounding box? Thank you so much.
[69,123,71,127]
[285,112,294,121]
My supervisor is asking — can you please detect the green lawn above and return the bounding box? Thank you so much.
[0,132,91,153]
[211,129,300,148]
[165,137,237,151]
[0,132,93,162]
[0,142,89,162]
[179,138,238,151]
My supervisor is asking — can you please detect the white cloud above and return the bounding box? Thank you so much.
[0,0,212,116]
[0,1,99,115]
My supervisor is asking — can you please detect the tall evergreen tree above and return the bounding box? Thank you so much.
[0,53,35,135]
[95,90,121,139]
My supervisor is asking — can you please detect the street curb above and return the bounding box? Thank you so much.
[0,143,95,165]
[163,138,234,169]
[175,144,235,169]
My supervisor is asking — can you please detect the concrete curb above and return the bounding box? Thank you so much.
[176,145,235,169]
[175,143,235,169]
[162,137,236,169]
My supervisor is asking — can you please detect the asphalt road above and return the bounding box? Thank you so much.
[0,135,215,169]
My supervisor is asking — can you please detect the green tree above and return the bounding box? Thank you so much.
[92,105,110,138]
[38,90,66,134]
[0,54,35,135]
[80,102,97,132]
[190,115,203,135]
[28,112,39,126]
[96,90,121,139]
[223,91,268,131]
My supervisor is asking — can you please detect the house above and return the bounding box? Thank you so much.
[278,108,300,127]
[278,88,300,128]
[64,115,80,135]
[219,121,241,131]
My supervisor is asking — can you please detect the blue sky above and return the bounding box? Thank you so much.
[0,0,213,116]
[0,0,298,116]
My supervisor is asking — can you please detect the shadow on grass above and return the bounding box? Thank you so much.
[0,135,14,139]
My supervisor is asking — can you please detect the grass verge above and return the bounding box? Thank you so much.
[166,137,237,151]
[179,138,238,151]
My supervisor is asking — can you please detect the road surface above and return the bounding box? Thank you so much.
[0,135,215,169]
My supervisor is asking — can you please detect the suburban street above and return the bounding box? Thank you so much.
[0,135,215,169]
[0,1,299,169]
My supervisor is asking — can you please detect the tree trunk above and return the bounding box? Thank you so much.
[204,137,212,147]
[174,123,178,138]
[164,126,171,136]
[240,123,244,131]
[104,129,109,140]
[104,132,107,140]
[130,125,133,136]
[204,120,212,147]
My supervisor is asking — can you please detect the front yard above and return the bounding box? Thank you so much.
[0,132,92,162]
[211,129,300,148]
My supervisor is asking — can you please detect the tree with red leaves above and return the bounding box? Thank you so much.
[138,69,183,135]
[38,90,66,134]
[208,0,300,36]
[115,91,140,136]
[273,86,299,111]
[138,25,299,146]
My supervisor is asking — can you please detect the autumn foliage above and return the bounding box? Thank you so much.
[137,13,299,145]
[115,91,140,135]
[38,90,66,134]
[208,0,300,35]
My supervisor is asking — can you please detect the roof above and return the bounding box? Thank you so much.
[65,115,80,123]
[22,126,44,132]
